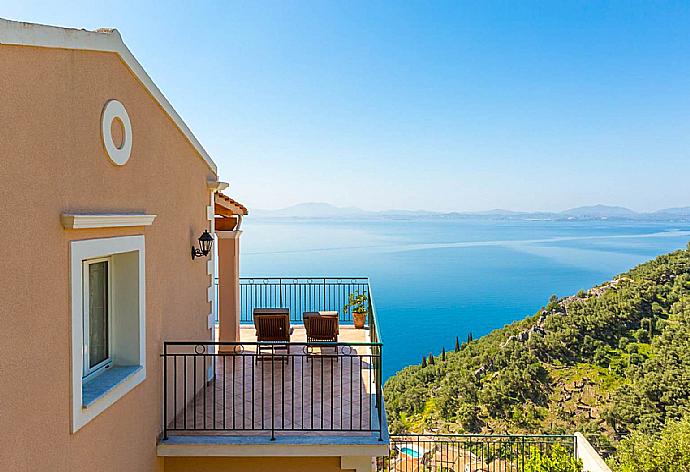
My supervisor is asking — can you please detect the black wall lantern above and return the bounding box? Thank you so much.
[191,230,214,260]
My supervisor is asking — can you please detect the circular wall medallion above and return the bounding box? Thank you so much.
[101,100,132,166]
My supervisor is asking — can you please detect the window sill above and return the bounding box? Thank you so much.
[82,365,142,408]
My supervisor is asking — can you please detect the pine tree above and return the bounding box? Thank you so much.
[421,356,427,368]
[441,346,446,361]
[428,353,435,365]
[455,336,460,352]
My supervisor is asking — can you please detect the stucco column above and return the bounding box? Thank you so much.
[217,230,242,348]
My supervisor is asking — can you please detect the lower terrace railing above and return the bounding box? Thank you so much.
[162,340,383,441]
[239,277,370,324]
[379,434,577,472]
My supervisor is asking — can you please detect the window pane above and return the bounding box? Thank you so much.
[88,261,109,368]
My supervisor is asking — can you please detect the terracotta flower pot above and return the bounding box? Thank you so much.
[353,311,367,329]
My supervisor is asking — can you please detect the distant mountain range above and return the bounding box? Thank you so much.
[252,203,690,221]
[561,204,639,218]
[253,202,364,218]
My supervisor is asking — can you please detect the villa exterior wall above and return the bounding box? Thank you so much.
[163,456,351,472]
[0,44,215,471]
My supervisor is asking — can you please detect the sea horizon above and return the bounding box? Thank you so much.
[240,216,690,379]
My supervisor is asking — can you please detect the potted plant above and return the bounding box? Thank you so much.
[344,291,368,329]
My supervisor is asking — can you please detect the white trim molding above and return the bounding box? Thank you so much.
[70,235,146,432]
[62,213,157,229]
[0,17,216,173]
[157,435,388,458]
[101,99,133,166]
[207,179,229,192]
[216,230,242,240]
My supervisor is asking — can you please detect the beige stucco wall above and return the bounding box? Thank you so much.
[164,456,353,472]
[0,44,216,471]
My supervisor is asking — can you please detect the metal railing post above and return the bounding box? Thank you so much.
[279,277,283,308]
[271,349,275,440]
[163,342,168,440]
[378,344,383,441]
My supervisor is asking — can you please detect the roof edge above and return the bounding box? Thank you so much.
[0,18,217,174]
[216,192,248,216]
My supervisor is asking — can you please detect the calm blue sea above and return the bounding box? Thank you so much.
[240,218,690,379]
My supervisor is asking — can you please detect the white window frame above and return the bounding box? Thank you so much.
[70,235,146,433]
[82,257,113,380]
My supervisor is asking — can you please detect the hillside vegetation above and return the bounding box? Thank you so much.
[384,243,690,462]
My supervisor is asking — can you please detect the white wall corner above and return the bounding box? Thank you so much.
[208,313,215,330]
[207,259,214,276]
[575,432,612,472]
[341,456,374,472]
[206,205,214,221]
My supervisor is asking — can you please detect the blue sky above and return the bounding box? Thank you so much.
[5,1,690,212]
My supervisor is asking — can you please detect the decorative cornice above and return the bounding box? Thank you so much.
[207,179,229,192]
[61,213,157,229]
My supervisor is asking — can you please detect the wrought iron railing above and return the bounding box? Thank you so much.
[162,340,383,441]
[239,277,370,324]
[380,434,577,471]
[238,277,382,372]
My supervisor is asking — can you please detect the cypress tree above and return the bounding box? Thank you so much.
[441,346,446,361]
[421,356,427,368]
[455,336,460,352]
[467,332,473,343]
[428,353,435,365]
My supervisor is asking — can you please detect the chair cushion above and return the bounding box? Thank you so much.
[303,310,338,318]
[253,308,289,315]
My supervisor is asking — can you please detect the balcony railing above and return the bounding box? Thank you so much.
[162,277,383,441]
[162,340,382,440]
[239,277,370,324]
[379,434,577,471]
[239,276,382,345]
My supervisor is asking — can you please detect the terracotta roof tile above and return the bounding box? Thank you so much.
[215,192,248,215]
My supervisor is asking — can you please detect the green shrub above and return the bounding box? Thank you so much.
[634,327,649,343]
[525,444,582,472]
[546,294,560,311]
[611,415,690,471]
[617,336,630,350]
